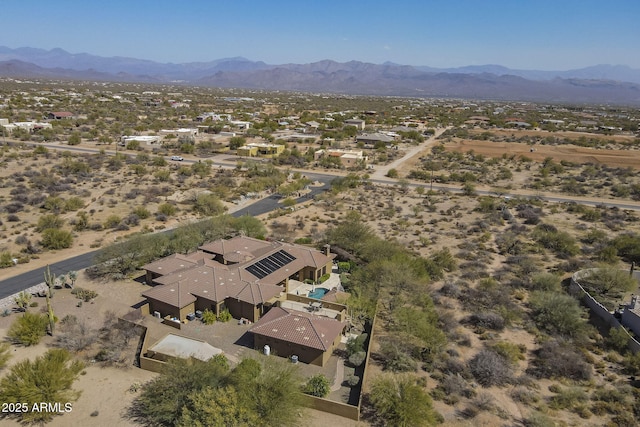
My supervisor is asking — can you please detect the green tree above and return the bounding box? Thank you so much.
[251,358,304,427]
[194,193,225,216]
[178,386,259,427]
[232,215,266,239]
[369,373,440,427]
[461,182,476,196]
[41,228,73,249]
[68,131,81,145]
[529,291,588,339]
[229,136,246,150]
[132,357,230,426]
[157,203,177,217]
[7,312,49,346]
[303,374,330,397]
[0,349,84,424]
[579,267,637,296]
[36,214,65,232]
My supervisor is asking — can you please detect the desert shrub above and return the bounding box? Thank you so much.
[70,288,98,302]
[468,349,512,387]
[133,206,151,219]
[549,386,588,410]
[65,197,85,211]
[348,351,366,367]
[217,309,232,322]
[317,273,330,283]
[157,203,177,216]
[14,234,29,245]
[464,312,505,331]
[591,386,633,416]
[532,224,579,257]
[438,373,473,399]
[528,340,592,381]
[7,312,49,346]
[201,309,216,325]
[489,341,526,364]
[36,214,64,231]
[369,373,441,427]
[379,339,418,372]
[0,348,84,424]
[303,374,330,397]
[103,214,122,229]
[529,272,562,292]
[193,193,225,216]
[511,387,539,405]
[346,333,368,356]
[41,228,73,249]
[345,374,360,387]
[0,252,15,268]
[529,291,588,339]
[523,411,557,427]
[55,316,96,352]
[579,267,637,297]
[122,214,140,226]
[438,281,461,298]
[607,326,631,352]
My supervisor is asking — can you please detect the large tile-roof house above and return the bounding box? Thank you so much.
[142,236,335,323]
[249,306,346,366]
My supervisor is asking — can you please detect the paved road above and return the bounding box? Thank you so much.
[0,176,333,300]
[2,139,640,300]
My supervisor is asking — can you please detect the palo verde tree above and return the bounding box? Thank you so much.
[0,348,84,425]
[368,373,441,427]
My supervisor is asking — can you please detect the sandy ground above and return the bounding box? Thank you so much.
[444,138,640,170]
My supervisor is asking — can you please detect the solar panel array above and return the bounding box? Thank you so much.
[245,250,296,279]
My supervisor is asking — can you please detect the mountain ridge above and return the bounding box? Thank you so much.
[1,46,639,105]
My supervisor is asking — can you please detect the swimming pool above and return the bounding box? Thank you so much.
[308,288,329,299]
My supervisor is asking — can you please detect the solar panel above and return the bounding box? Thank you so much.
[245,250,296,279]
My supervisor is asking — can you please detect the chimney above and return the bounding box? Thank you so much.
[631,295,638,310]
[323,244,330,256]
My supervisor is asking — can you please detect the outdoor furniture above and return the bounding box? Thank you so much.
[310,302,322,312]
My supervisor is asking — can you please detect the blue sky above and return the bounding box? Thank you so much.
[3,0,639,70]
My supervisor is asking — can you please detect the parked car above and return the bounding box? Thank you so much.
[170,156,184,161]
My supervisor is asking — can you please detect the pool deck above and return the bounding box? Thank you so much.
[288,271,341,298]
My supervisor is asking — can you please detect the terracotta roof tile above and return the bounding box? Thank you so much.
[249,306,345,351]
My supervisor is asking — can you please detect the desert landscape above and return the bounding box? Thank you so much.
[2,80,640,426]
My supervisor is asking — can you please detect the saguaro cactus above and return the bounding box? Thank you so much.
[44,265,55,298]
[43,265,56,335]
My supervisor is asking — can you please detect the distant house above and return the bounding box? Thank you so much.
[120,135,162,146]
[236,142,285,158]
[344,118,365,130]
[249,306,346,366]
[159,128,198,138]
[305,121,320,132]
[356,133,395,147]
[505,121,531,128]
[314,148,367,168]
[141,236,335,323]
[47,111,74,120]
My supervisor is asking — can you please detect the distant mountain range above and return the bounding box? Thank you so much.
[1,46,640,105]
